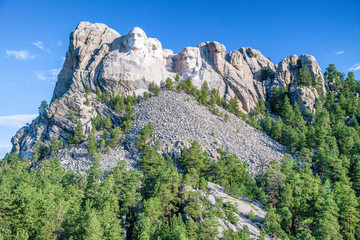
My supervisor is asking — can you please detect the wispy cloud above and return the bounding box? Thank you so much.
[335,51,344,55]
[0,114,37,128]
[57,41,63,46]
[0,143,12,149]
[35,68,61,84]
[349,63,360,71]
[6,50,36,60]
[32,41,45,50]
[0,143,12,159]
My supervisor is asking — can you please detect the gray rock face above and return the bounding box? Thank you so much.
[273,54,326,113]
[32,91,285,176]
[206,182,274,239]
[132,91,285,175]
[11,21,324,167]
[51,21,325,115]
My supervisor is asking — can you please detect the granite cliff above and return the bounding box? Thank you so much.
[12,21,325,165]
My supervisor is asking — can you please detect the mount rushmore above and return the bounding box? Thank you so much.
[12,21,326,162]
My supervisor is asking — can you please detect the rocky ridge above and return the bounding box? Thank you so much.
[12,21,325,164]
[44,90,284,176]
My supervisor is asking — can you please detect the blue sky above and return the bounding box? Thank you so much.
[0,0,359,158]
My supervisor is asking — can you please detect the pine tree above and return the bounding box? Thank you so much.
[38,100,48,114]
[264,207,284,238]
[313,194,342,240]
[57,138,64,150]
[224,113,229,122]
[83,209,104,239]
[86,153,103,198]
[271,117,283,141]
[104,115,112,130]
[298,65,312,86]
[175,74,180,82]
[150,82,161,96]
[110,126,122,147]
[100,138,106,151]
[334,180,359,239]
[165,77,174,89]
[200,81,209,104]
[136,122,154,150]
[49,137,59,155]
[281,96,295,125]
[73,120,84,144]
[87,132,98,157]
[33,139,43,162]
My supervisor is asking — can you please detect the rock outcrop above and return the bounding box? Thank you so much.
[12,21,324,168]
[206,182,272,239]
[273,54,325,114]
[36,91,285,176]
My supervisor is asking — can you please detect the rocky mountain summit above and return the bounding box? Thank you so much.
[12,21,325,166]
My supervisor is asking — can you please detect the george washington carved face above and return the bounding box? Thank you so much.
[126,27,147,51]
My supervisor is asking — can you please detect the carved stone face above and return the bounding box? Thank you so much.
[127,27,147,51]
[183,51,197,70]
[147,38,162,59]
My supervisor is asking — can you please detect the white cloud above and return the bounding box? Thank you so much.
[0,143,12,149]
[57,41,63,46]
[0,143,12,159]
[35,68,61,83]
[349,63,360,71]
[0,114,37,128]
[335,51,344,55]
[6,50,36,60]
[0,143,13,159]
[32,41,45,50]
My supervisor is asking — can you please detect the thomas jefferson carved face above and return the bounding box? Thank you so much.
[126,27,147,51]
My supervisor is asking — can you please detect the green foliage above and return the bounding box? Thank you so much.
[175,74,180,82]
[3,63,360,240]
[84,93,90,106]
[136,122,154,150]
[180,141,211,181]
[109,94,125,112]
[33,139,43,162]
[99,90,110,102]
[224,113,229,122]
[254,98,267,117]
[87,132,98,156]
[298,65,312,87]
[199,81,209,104]
[248,210,255,221]
[122,103,135,132]
[38,100,48,114]
[84,84,90,93]
[209,149,261,199]
[261,67,271,80]
[104,114,112,130]
[69,110,75,122]
[150,82,161,96]
[110,126,122,148]
[165,77,174,89]
[71,120,84,144]
[49,137,59,155]
[143,91,149,100]
[96,87,101,97]
[92,114,103,130]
